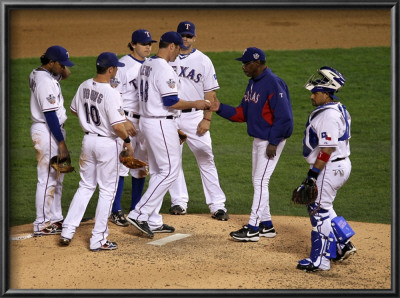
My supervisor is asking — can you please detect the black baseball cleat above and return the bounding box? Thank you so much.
[126,217,154,238]
[230,225,259,242]
[109,210,129,227]
[212,209,229,221]
[152,224,175,233]
[59,236,71,246]
[297,258,325,272]
[333,241,357,262]
[169,205,187,215]
[259,224,277,238]
[296,263,323,272]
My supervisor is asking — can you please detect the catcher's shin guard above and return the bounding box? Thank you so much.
[306,206,334,269]
[331,216,355,244]
[325,232,337,259]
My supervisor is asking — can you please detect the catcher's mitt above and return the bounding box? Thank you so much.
[291,177,318,205]
[178,129,187,145]
[119,150,147,169]
[50,155,75,174]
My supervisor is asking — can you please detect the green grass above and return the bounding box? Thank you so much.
[9,47,391,226]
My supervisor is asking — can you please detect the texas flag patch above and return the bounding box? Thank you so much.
[321,132,332,141]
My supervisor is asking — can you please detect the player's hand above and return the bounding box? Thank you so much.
[266,143,277,159]
[124,119,137,137]
[194,99,211,110]
[197,118,210,135]
[209,97,221,112]
[60,66,71,80]
[122,142,134,157]
[58,140,70,161]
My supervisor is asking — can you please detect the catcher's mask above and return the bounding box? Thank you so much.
[304,66,346,100]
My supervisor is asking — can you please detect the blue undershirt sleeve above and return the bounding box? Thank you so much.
[162,95,179,107]
[44,111,64,142]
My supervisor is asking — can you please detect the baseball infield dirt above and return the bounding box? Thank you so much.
[9,8,391,292]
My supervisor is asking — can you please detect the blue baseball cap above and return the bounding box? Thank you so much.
[96,52,125,68]
[177,21,196,36]
[44,45,74,67]
[131,29,156,44]
[160,31,188,50]
[236,47,266,63]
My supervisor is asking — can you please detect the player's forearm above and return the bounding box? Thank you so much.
[309,147,336,177]
[203,92,216,120]
[203,110,213,120]
[112,122,130,142]
[170,99,210,111]
[170,99,199,110]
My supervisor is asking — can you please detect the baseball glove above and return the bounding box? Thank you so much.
[178,129,187,145]
[291,177,318,205]
[119,150,147,169]
[50,155,75,173]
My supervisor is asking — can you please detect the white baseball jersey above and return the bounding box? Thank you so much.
[138,56,180,117]
[303,102,351,165]
[112,54,148,178]
[301,101,353,271]
[70,79,126,137]
[170,49,219,101]
[167,48,227,214]
[128,56,181,230]
[29,67,66,233]
[29,68,67,124]
[112,54,143,113]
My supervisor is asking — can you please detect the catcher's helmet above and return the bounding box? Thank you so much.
[304,66,345,100]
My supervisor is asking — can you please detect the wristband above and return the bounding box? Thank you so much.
[123,137,131,143]
[317,151,331,162]
[203,118,211,121]
[307,168,319,179]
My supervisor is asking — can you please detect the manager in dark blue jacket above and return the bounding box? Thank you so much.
[210,47,293,242]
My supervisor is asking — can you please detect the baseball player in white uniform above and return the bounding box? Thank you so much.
[296,66,356,272]
[29,45,74,236]
[59,52,134,251]
[168,21,229,220]
[109,29,156,227]
[126,32,211,238]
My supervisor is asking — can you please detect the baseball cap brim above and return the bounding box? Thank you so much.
[180,32,194,37]
[58,59,74,67]
[235,57,249,62]
[136,39,157,44]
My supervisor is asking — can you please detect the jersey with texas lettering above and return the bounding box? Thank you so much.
[138,56,180,117]
[169,48,219,101]
[303,102,351,165]
[111,54,144,113]
[29,68,67,125]
[70,79,126,137]
[217,67,293,145]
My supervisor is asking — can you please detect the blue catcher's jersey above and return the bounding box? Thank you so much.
[303,102,351,165]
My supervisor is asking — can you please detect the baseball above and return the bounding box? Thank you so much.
[205,99,210,104]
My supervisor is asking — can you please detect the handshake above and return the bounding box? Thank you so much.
[192,97,221,112]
